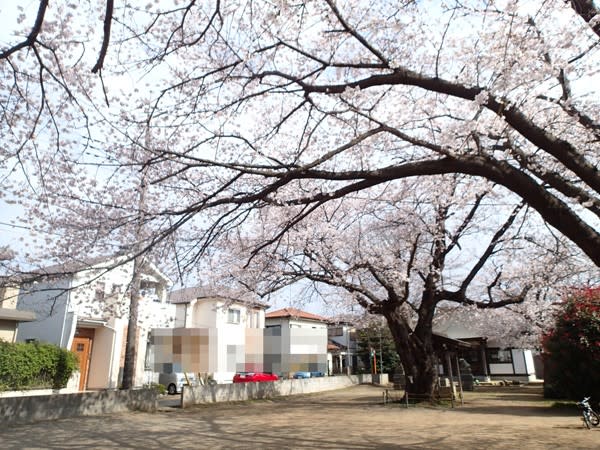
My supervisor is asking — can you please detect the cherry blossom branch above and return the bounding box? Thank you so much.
[260,68,599,196]
[91,0,114,74]
[0,0,48,59]
[457,201,525,296]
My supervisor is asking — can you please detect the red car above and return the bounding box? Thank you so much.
[233,372,279,383]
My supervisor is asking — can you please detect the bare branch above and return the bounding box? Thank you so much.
[91,0,114,74]
[0,0,48,59]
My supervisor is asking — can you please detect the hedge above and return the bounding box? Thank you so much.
[0,340,79,391]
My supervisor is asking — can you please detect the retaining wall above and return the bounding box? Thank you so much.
[0,388,158,425]
[182,374,373,408]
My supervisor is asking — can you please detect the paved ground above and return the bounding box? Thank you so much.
[1,384,598,449]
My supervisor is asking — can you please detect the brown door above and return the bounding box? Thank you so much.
[72,334,93,391]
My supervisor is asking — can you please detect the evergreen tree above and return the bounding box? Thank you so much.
[356,322,401,375]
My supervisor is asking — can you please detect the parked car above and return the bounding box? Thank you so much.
[310,371,325,378]
[158,372,198,395]
[233,372,279,383]
[293,371,311,379]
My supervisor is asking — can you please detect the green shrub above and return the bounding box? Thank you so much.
[0,340,79,391]
[145,382,166,395]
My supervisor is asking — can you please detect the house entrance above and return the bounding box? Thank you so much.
[71,328,95,391]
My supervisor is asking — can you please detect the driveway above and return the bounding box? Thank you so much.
[0,384,597,449]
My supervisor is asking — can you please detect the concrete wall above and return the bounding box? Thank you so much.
[0,389,158,425]
[182,374,372,408]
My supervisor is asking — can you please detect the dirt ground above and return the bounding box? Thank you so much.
[0,384,597,449]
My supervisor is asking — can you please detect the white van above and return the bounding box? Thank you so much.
[158,372,198,395]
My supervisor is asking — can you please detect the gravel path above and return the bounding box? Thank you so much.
[0,384,597,449]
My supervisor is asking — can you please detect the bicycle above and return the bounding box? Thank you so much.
[576,397,600,429]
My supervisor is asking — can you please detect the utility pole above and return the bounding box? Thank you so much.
[379,319,384,374]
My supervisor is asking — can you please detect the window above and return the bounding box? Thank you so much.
[227,308,240,324]
[487,348,513,364]
[144,332,153,370]
[248,310,260,328]
[328,327,344,337]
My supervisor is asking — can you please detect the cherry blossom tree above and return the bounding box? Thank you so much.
[1,1,599,395]
[212,177,595,399]
[1,0,599,271]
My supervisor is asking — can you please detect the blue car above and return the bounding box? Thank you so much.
[293,371,311,379]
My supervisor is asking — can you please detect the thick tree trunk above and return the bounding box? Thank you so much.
[384,307,438,401]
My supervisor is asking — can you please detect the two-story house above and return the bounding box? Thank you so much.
[15,255,173,390]
[151,286,267,384]
[264,308,328,377]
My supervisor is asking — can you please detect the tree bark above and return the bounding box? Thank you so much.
[384,306,438,401]
[120,270,141,390]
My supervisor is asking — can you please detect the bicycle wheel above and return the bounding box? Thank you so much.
[582,411,592,429]
[590,410,600,427]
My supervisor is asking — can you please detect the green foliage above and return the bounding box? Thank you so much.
[0,340,79,391]
[543,288,600,401]
[356,322,401,374]
[145,383,166,395]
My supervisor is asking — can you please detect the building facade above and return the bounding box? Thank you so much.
[264,308,328,377]
[435,321,540,382]
[15,256,172,390]
[152,287,266,384]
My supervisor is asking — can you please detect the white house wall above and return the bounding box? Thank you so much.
[86,325,117,389]
[213,300,265,382]
[69,262,135,320]
[192,301,218,328]
[216,325,245,383]
[61,311,76,348]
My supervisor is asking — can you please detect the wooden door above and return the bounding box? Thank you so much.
[72,336,92,391]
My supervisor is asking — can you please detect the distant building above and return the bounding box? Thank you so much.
[264,308,328,377]
[327,322,358,375]
[152,286,267,384]
[435,320,540,382]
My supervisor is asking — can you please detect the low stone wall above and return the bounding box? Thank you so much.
[0,388,158,425]
[182,374,372,408]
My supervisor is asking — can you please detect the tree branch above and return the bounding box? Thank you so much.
[91,0,114,74]
[458,201,525,295]
[569,0,600,38]
[0,0,48,59]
